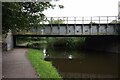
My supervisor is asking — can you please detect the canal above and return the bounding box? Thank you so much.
[44,49,118,78]
[16,37,119,78]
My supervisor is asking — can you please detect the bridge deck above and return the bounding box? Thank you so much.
[14,23,120,36]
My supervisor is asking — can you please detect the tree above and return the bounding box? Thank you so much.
[2,1,64,34]
[48,18,65,24]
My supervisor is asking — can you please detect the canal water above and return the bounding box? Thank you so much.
[15,36,119,78]
[44,48,119,78]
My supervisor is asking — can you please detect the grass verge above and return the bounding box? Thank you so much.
[26,49,62,80]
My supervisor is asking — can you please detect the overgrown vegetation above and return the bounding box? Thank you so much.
[47,37,86,51]
[2,2,64,34]
[16,37,47,47]
[26,49,62,80]
[48,18,65,24]
[16,37,86,51]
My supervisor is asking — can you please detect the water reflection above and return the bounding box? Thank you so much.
[45,49,85,59]
[45,49,118,78]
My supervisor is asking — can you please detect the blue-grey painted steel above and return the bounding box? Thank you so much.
[99,25,106,35]
[14,16,119,35]
[52,26,59,35]
[91,26,98,35]
[107,25,115,35]
[67,26,75,35]
[60,26,66,35]
[83,25,90,35]
[75,25,82,35]
[16,23,119,35]
[43,24,118,35]
[44,26,51,34]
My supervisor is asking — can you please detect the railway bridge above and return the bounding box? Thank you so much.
[6,16,120,48]
[14,16,120,36]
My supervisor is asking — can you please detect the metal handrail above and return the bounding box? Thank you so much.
[44,16,119,24]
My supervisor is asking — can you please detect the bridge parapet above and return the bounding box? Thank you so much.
[46,16,119,24]
[14,16,120,35]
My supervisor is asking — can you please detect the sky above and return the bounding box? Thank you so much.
[43,0,120,17]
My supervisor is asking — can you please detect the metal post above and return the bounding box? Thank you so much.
[63,17,65,35]
[82,17,84,35]
[74,17,76,35]
[118,1,120,19]
[106,16,108,35]
[97,16,100,35]
[51,17,53,35]
[90,17,92,35]
[114,16,118,35]
[66,17,68,34]
[107,16,108,24]
[58,17,60,35]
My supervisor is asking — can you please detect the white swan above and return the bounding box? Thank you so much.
[43,49,46,57]
[68,55,73,59]
[43,49,46,54]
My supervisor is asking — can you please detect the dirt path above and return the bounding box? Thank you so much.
[2,48,38,78]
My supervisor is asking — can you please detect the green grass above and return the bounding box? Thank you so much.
[28,41,47,44]
[26,49,62,80]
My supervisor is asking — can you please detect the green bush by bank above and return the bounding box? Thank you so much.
[47,37,86,51]
[26,49,62,80]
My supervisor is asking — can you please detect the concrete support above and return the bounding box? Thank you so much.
[118,1,120,19]
[85,36,119,53]
[5,29,13,51]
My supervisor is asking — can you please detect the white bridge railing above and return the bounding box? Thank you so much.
[45,16,119,24]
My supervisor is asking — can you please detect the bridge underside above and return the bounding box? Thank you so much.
[15,24,120,36]
[13,35,119,48]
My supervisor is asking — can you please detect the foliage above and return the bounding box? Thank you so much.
[2,1,64,34]
[48,18,65,24]
[47,37,86,51]
[26,49,62,79]
[64,37,86,51]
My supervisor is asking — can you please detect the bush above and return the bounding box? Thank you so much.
[47,37,86,51]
